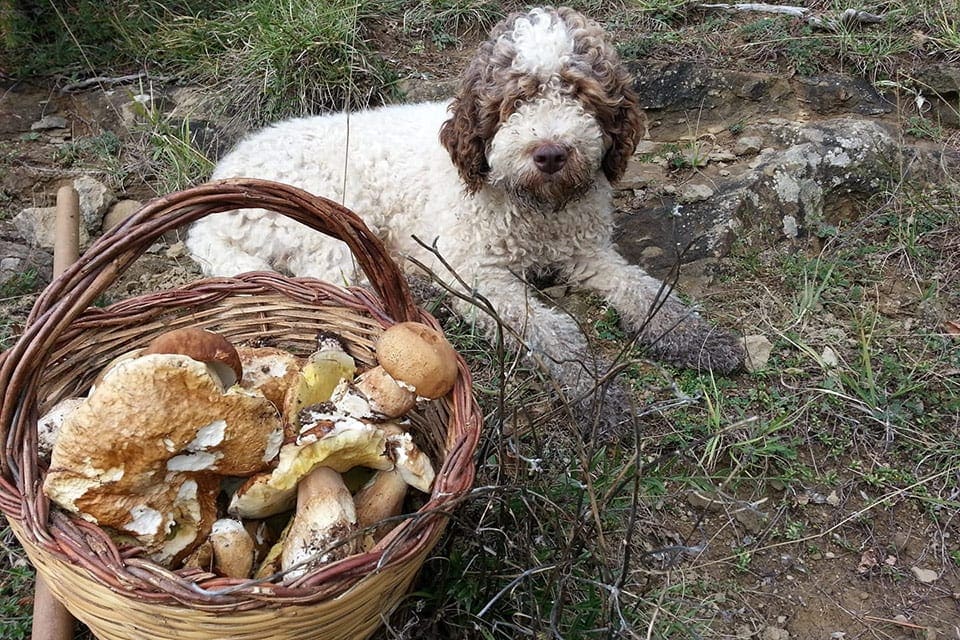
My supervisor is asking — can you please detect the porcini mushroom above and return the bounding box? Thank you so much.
[144,327,243,388]
[327,366,417,421]
[228,415,390,519]
[228,413,435,519]
[37,396,84,463]
[376,322,458,399]
[43,353,283,564]
[354,469,408,550]
[237,346,303,411]
[281,466,358,581]
[284,333,356,419]
[352,422,436,548]
[209,518,256,579]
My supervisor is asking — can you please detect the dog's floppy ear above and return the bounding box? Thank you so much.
[439,51,494,193]
[600,81,643,184]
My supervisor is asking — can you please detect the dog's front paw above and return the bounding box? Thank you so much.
[645,316,745,374]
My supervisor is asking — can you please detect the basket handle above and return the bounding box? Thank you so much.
[34,178,419,324]
[1,179,418,476]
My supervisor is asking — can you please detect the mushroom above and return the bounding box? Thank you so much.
[144,327,243,388]
[283,333,357,427]
[43,353,283,565]
[280,466,358,581]
[327,366,416,421]
[375,322,458,399]
[237,345,303,411]
[228,415,390,519]
[354,469,408,550]
[209,518,256,578]
[353,423,436,551]
[229,413,434,519]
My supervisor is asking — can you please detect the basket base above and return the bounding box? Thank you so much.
[8,517,424,640]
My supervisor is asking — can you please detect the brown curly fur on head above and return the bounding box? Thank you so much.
[439,6,643,193]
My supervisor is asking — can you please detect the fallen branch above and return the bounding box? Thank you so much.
[695,2,809,17]
[60,73,172,93]
[696,3,884,31]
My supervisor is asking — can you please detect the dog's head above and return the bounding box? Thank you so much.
[439,6,642,209]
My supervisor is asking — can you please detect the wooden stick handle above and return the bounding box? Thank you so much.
[53,185,80,276]
[32,184,81,640]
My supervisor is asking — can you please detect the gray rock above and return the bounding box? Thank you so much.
[614,117,899,276]
[0,239,52,284]
[31,115,68,131]
[733,135,763,156]
[13,206,61,249]
[678,183,714,203]
[742,335,774,372]
[73,176,116,236]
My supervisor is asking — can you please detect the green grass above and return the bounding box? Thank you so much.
[0,528,33,640]
[125,0,397,129]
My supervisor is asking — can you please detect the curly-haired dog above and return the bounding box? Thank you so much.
[187,6,744,431]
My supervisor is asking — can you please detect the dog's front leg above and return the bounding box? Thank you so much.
[456,270,633,436]
[569,250,744,374]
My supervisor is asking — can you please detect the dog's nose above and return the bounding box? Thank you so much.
[532,143,567,174]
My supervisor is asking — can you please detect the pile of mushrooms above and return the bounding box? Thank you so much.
[41,322,459,581]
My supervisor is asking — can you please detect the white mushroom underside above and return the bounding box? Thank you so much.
[126,505,166,537]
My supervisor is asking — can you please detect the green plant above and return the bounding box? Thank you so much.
[400,0,503,48]
[129,96,215,192]
[124,0,396,130]
[0,528,33,639]
[905,114,946,140]
[54,131,122,168]
[0,270,39,300]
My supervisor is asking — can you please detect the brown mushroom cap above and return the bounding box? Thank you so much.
[375,322,458,399]
[145,328,242,388]
[353,367,417,418]
[43,354,283,563]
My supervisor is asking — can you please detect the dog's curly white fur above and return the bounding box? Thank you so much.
[187,6,743,430]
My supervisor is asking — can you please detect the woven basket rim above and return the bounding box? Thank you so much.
[0,180,483,616]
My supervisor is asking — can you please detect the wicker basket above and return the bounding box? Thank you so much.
[0,179,483,640]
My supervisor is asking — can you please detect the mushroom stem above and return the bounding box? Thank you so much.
[209,518,256,579]
[280,466,358,581]
[354,469,408,550]
[329,366,416,420]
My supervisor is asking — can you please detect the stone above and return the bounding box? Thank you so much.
[742,335,773,371]
[73,176,115,234]
[619,161,665,190]
[634,140,659,155]
[31,115,68,131]
[13,206,65,249]
[678,183,714,203]
[103,199,143,232]
[0,239,52,284]
[761,625,789,640]
[911,567,939,583]
[733,136,763,156]
[782,215,799,238]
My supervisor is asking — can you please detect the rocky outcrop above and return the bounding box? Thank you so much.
[614,117,906,276]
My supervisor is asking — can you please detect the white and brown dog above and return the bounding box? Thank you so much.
[187,6,743,430]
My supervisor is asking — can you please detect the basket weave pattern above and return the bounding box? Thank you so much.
[0,179,482,639]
